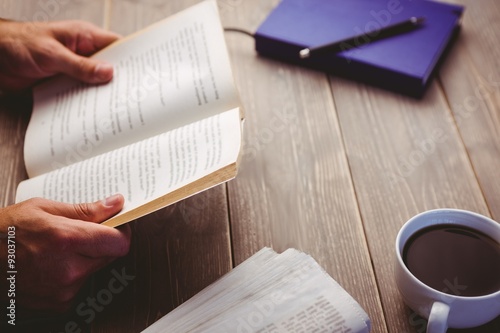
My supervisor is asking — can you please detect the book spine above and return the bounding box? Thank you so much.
[255,33,425,98]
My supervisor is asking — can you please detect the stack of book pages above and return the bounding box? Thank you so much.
[143,247,371,333]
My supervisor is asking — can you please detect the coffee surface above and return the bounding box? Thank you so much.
[403,224,500,297]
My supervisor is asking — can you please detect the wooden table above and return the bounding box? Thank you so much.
[1,0,499,332]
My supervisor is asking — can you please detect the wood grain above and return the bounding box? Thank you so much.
[91,188,232,332]
[0,1,232,332]
[331,76,498,332]
[91,1,233,332]
[0,2,113,332]
[330,0,500,330]
[1,0,499,332]
[222,1,387,332]
[0,0,105,207]
[439,0,500,220]
[0,95,30,208]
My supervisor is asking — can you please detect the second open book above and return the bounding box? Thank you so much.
[15,0,242,227]
[142,248,371,332]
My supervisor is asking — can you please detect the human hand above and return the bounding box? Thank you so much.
[0,194,131,312]
[0,19,120,92]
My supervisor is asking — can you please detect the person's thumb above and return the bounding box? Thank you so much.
[53,44,114,84]
[68,194,124,223]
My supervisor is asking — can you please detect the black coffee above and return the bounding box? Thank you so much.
[403,224,500,296]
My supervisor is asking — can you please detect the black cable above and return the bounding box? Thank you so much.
[223,27,254,38]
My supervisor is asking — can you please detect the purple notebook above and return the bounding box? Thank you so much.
[255,0,464,97]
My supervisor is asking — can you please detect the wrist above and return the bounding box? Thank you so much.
[0,206,14,235]
[0,208,7,236]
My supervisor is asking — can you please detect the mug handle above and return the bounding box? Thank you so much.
[427,302,450,333]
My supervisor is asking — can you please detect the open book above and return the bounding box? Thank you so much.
[142,248,371,333]
[15,0,242,227]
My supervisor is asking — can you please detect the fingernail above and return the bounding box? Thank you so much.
[103,194,122,207]
[94,63,113,81]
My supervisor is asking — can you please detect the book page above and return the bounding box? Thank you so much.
[16,108,241,224]
[24,0,238,178]
[142,248,371,333]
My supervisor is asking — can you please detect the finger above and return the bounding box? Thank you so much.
[34,195,130,257]
[39,214,131,258]
[49,194,125,223]
[117,224,132,244]
[50,20,120,55]
[0,72,38,92]
[67,218,131,258]
[50,43,115,83]
[17,294,74,313]
[17,256,116,312]
[76,227,131,258]
[16,270,87,312]
[17,280,84,309]
[44,252,117,287]
[80,23,121,53]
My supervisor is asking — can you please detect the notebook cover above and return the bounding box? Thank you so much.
[255,0,464,97]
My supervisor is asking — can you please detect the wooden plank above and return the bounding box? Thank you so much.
[0,95,30,208]
[330,12,498,332]
[91,189,231,332]
[332,78,499,332]
[436,2,500,330]
[0,1,224,332]
[0,0,105,25]
[222,1,387,332]
[0,2,108,332]
[90,1,233,331]
[3,0,497,332]
[0,0,105,204]
[439,0,500,221]
[0,0,108,207]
